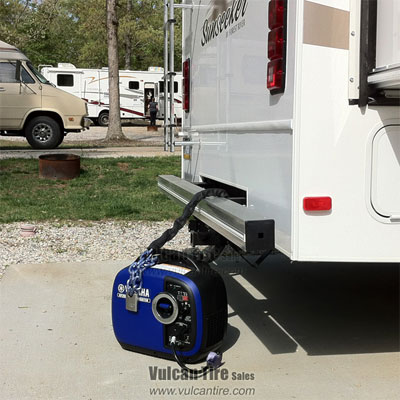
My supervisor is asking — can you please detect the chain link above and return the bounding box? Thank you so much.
[126,249,158,296]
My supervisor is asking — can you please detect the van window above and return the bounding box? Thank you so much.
[57,74,74,87]
[0,62,35,83]
[129,81,139,89]
[27,62,49,84]
[0,61,37,84]
[0,62,18,83]
[21,68,35,84]
[0,62,34,84]
[159,81,179,93]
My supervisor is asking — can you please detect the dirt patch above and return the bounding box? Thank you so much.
[117,163,145,173]
[53,183,68,189]
[117,162,130,172]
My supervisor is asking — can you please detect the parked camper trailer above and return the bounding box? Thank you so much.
[159,0,400,263]
[40,65,183,126]
[0,41,90,149]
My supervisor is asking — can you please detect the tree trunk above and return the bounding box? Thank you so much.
[124,0,132,70]
[105,0,126,140]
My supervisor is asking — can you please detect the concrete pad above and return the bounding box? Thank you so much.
[1,255,399,400]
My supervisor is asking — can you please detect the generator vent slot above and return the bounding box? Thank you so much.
[205,310,226,347]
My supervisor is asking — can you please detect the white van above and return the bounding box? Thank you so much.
[159,0,400,263]
[0,41,90,149]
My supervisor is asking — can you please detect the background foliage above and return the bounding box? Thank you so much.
[0,0,182,70]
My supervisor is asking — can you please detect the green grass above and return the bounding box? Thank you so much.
[0,157,181,223]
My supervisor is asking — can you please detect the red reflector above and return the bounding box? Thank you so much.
[268,0,285,29]
[303,197,332,211]
[267,59,284,90]
[183,58,190,112]
[268,26,284,60]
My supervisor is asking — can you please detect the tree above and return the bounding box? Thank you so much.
[124,0,132,70]
[0,0,31,47]
[0,1,182,71]
[70,0,108,68]
[105,0,126,140]
[22,0,82,67]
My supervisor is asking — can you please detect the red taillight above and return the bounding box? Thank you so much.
[303,197,332,212]
[183,58,190,112]
[267,59,283,90]
[268,0,285,29]
[268,27,284,60]
[267,0,286,94]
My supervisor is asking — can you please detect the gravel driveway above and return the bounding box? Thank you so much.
[0,220,190,280]
[0,126,181,158]
[65,125,166,143]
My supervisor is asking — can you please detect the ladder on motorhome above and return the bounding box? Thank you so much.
[163,0,176,153]
[164,1,195,151]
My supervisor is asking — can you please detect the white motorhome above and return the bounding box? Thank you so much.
[159,0,400,263]
[0,41,90,149]
[40,64,183,126]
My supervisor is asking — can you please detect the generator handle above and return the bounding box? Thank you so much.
[155,249,201,272]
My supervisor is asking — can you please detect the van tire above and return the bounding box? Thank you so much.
[25,116,62,149]
[56,133,65,147]
[98,112,109,127]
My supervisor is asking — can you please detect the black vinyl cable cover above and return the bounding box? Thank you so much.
[148,188,228,251]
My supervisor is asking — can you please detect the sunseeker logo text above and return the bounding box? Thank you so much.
[201,0,248,46]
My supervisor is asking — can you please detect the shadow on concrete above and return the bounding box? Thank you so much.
[221,324,241,353]
[216,254,400,356]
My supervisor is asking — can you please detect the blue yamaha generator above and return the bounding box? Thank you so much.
[112,189,229,370]
[112,250,227,363]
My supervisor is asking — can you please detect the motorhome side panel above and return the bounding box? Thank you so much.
[120,72,145,118]
[84,69,104,120]
[181,0,297,256]
[294,0,400,262]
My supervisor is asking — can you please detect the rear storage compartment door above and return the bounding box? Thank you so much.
[371,125,400,220]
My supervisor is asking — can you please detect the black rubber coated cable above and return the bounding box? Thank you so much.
[148,188,228,251]
[144,188,228,377]
[170,337,210,377]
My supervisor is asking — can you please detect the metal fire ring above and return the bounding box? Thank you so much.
[39,154,81,180]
